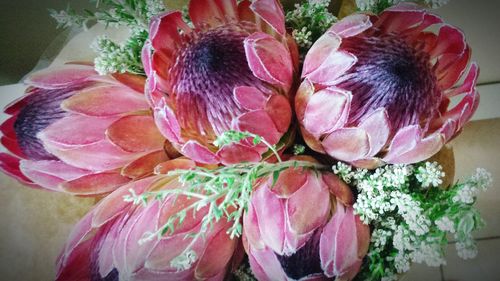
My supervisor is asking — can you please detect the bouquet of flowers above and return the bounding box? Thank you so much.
[0,0,493,280]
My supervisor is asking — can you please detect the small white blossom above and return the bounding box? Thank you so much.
[456,240,478,260]
[452,184,476,204]
[416,162,445,188]
[435,216,455,233]
[146,0,166,19]
[170,250,197,271]
[470,168,493,191]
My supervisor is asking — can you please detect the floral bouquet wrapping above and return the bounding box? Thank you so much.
[0,0,494,280]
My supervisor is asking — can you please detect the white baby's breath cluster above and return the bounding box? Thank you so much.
[335,162,491,280]
[416,161,445,188]
[92,35,145,75]
[286,0,336,53]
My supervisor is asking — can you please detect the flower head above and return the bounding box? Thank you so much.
[56,168,240,281]
[296,3,479,168]
[0,63,173,195]
[242,157,370,280]
[142,0,299,165]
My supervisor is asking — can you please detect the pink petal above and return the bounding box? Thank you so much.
[358,108,390,157]
[60,210,95,267]
[386,133,444,164]
[244,32,294,90]
[383,125,421,162]
[302,31,342,77]
[60,172,130,195]
[246,246,288,281]
[305,50,357,86]
[189,0,238,29]
[217,143,261,165]
[430,25,466,58]
[106,115,165,153]
[122,150,169,179]
[25,64,96,89]
[295,78,315,122]
[149,11,188,52]
[271,166,308,198]
[322,173,354,205]
[252,184,286,255]
[154,103,182,144]
[232,110,281,145]
[154,158,196,175]
[1,134,25,159]
[20,159,90,182]
[265,94,292,133]
[303,87,351,136]
[112,72,146,94]
[234,86,267,111]
[445,62,479,98]
[322,128,370,162]
[436,46,470,90]
[39,115,116,149]
[377,7,425,34]
[250,0,286,35]
[56,239,92,281]
[329,13,372,38]
[243,201,265,250]
[0,153,35,185]
[181,140,219,164]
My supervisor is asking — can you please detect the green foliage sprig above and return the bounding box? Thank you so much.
[50,0,166,75]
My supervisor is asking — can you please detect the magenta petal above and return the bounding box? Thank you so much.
[189,0,237,29]
[302,31,341,77]
[25,64,96,89]
[244,32,294,89]
[149,11,187,51]
[250,0,286,35]
[305,51,357,86]
[446,62,479,98]
[322,128,370,162]
[303,87,351,136]
[0,153,34,185]
[358,108,390,157]
[329,14,372,38]
[233,86,267,110]
[181,140,219,164]
[217,143,261,165]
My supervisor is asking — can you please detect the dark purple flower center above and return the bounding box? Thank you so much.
[338,32,440,133]
[14,85,87,160]
[275,229,323,280]
[170,25,264,137]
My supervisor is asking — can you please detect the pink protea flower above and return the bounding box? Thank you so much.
[56,164,241,281]
[142,0,298,166]
[296,3,479,168]
[0,63,173,195]
[242,157,370,280]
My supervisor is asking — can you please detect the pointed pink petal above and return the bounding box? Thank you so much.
[189,0,238,29]
[56,239,92,281]
[39,115,116,149]
[446,62,479,97]
[271,166,308,198]
[1,135,25,159]
[358,108,390,157]
[303,87,351,136]
[252,184,286,254]
[386,133,444,164]
[154,103,182,144]
[436,46,470,90]
[250,0,286,35]
[295,78,315,122]
[234,86,267,111]
[245,32,294,90]
[62,85,149,116]
[232,109,281,145]
[112,72,146,94]
[217,143,261,165]
[305,51,357,86]
[430,25,466,58]
[60,172,130,195]
[181,140,219,164]
[149,11,188,52]
[122,150,169,178]
[265,94,292,133]
[20,159,90,184]
[25,64,96,89]
[377,7,425,34]
[300,125,326,154]
[383,125,421,162]
[322,173,354,205]
[106,115,165,153]
[322,128,370,162]
[60,210,95,269]
[302,31,342,77]
[243,201,265,250]
[0,153,34,185]
[329,14,372,38]
[246,246,288,281]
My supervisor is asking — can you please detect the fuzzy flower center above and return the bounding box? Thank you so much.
[339,33,440,133]
[170,25,264,138]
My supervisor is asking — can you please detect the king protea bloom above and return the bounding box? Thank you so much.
[142,0,298,165]
[0,63,173,195]
[243,156,370,280]
[56,165,241,281]
[296,3,479,168]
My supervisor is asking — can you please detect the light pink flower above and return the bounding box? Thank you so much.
[0,63,172,195]
[142,0,298,166]
[242,157,370,281]
[56,164,241,281]
[296,3,479,168]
